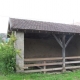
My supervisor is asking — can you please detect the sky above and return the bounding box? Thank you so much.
[0,0,80,33]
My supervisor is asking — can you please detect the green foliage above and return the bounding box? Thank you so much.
[0,36,3,43]
[0,32,20,74]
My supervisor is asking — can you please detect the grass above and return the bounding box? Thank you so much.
[0,70,80,80]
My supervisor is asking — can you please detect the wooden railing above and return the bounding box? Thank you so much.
[24,56,80,73]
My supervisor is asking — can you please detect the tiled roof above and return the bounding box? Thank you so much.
[9,18,80,33]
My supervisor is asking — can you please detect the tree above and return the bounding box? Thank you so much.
[0,33,7,43]
[0,32,20,74]
[0,36,3,43]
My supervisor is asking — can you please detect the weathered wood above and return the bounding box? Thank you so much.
[24,67,62,73]
[62,34,66,72]
[66,56,80,59]
[65,35,74,48]
[53,34,63,48]
[66,61,80,64]
[43,61,46,73]
[24,66,80,73]
[24,57,62,61]
[24,62,62,68]
[24,60,80,68]
[59,38,62,45]
[66,66,80,69]
[24,56,80,73]
[24,56,80,62]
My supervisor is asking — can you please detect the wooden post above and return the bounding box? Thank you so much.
[44,61,46,74]
[53,34,74,72]
[62,34,66,72]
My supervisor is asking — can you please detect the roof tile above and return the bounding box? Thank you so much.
[9,18,80,33]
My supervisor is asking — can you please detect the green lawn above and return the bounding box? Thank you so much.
[0,70,80,80]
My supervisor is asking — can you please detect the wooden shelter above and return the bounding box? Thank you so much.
[8,18,80,73]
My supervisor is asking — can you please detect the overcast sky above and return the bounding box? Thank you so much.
[0,0,80,33]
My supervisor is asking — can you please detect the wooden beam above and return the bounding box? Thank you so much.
[24,56,80,62]
[66,56,80,59]
[65,35,74,48]
[24,57,62,61]
[53,34,63,48]
[65,61,80,64]
[66,66,80,69]
[24,62,62,68]
[24,61,80,68]
[62,34,66,72]
[24,66,80,73]
[24,67,62,73]
[59,38,62,45]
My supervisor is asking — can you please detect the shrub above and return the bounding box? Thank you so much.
[0,32,20,74]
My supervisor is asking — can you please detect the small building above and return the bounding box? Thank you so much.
[8,18,80,73]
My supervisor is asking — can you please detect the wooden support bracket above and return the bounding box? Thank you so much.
[53,34,74,48]
[53,34,74,72]
[65,35,74,48]
[53,34,63,48]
